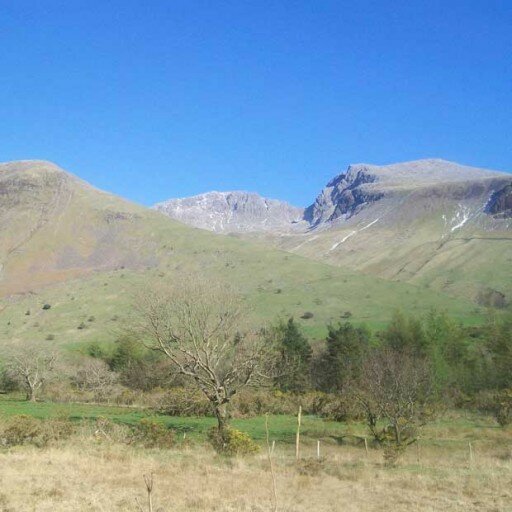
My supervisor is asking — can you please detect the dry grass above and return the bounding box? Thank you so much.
[0,430,511,512]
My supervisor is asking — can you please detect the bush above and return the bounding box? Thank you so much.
[42,304,51,310]
[231,390,362,421]
[207,426,259,456]
[1,415,42,446]
[131,419,175,449]
[157,388,212,417]
[87,342,106,359]
[233,389,295,417]
[494,389,512,427]
[301,312,314,320]
[42,418,74,443]
[0,368,19,393]
[0,416,73,447]
[469,390,496,413]
[318,394,361,422]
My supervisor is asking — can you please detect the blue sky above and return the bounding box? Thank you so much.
[1,1,511,207]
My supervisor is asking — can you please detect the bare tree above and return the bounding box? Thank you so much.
[6,345,58,402]
[72,358,118,402]
[130,277,274,437]
[351,347,433,461]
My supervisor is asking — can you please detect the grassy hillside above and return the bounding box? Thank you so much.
[247,178,512,305]
[0,161,485,347]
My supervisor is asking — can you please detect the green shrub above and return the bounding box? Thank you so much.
[158,388,212,417]
[0,368,19,393]
[86,342,106,359]
[0,416,73,447]
[207,426,259,456]
[42,304,51,310]
[131,419,175,449]
[232,390,361,421]
[42,418,74,443]
[318,394,361,422]
[1,415,43,446]
[494,389,512,427]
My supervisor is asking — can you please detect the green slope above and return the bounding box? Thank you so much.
[0,161,484,347]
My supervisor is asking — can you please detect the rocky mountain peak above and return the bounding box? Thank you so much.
[304,159,509,226]
[153,159,510,233]
[154,191,304,233]
[486,182,512,218]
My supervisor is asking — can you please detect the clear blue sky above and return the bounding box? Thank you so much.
[1,1,511,207]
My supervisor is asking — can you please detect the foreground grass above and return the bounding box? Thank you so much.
[1,396,512,510]
[0,422,511,511]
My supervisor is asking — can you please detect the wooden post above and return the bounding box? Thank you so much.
[271,440,275,456]
[416,439,421,465]
[317,440,321,460]
[265,414,278,512]
[469,442,474,465]
[295,405,302,461]
[364,437,369,457]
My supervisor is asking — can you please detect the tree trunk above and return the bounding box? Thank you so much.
[214,401,230,438]
[27,387,37,402]
[393,422,401,446]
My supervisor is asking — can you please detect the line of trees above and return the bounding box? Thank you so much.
[1,279,511,456]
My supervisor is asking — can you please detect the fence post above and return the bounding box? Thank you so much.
[295,405,302,461]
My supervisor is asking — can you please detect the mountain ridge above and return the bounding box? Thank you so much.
[154,158,511,232]
[154,190,305,233]
[151,158,511,305]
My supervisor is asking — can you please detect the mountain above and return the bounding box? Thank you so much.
[267,159,512,304]
[154,159,512,305]
[0,160,478,347]
[304,159,508,226]
[486,183,512,218]
[154,191,304,233]
[0,160,162,296]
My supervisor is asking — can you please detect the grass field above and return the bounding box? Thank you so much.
[0,395,350,444]
[0,396,511,511]
[0,395,507,449]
